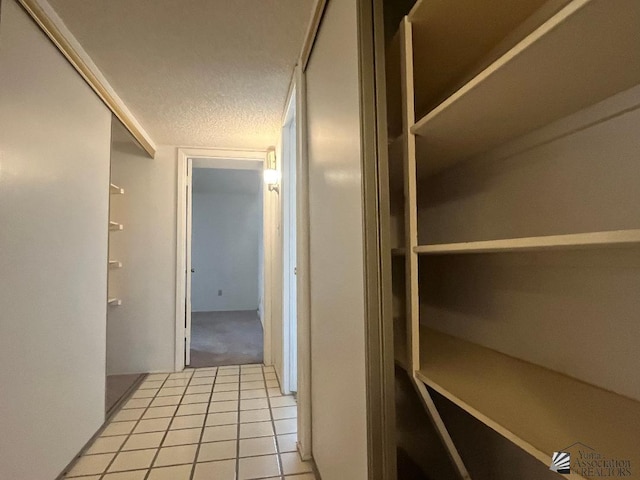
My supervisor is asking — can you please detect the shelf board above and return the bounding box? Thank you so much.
[391,247,406,257]
[414,229,640,255]
[107,298,122,306]
[411,0,640,174]
[387,135,404,194]
[109,221,123,231]
[108,260,123,269]
[416,328,640,474]
[110,183,124,195]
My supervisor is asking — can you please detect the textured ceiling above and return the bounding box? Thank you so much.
[193,168,261,195]
[48,0,314,149]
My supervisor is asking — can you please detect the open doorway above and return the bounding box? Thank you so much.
[189,167,264,367]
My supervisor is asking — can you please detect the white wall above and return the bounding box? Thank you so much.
[107,139,178,374]
[191,189,261,312]
[0,1,111,478]
[306,0,369,477]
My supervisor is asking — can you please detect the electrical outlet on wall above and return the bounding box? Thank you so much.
[218,289,222,296]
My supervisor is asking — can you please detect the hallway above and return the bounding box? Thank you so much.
[64,365,313,479]
[190,311,264,368]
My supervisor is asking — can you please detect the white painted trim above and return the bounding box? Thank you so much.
[293,64,312,461]
[17,0,157,157]
[299,0,328,71]
[175,147,267,372]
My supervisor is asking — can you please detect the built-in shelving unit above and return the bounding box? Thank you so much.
[110,183,124,195]
[107,297,122,306]
[384,0,640,476]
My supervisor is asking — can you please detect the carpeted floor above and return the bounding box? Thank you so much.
[189,310,264,368]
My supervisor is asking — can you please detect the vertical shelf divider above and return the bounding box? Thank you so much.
[400,16,471,480]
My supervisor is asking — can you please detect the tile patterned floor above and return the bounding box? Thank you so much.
[64,365,316,480]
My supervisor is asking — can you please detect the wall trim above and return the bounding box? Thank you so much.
[16,0,157,158]
[299,0,328,71]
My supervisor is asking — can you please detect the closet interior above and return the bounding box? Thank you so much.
[105,118,143,414]
[383,0,640,478]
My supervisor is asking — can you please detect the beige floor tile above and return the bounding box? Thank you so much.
[240,373,264,382]
[215,375,239,384]
[193,369,217,378]
[274,418,297,435]
[147,464,192,480]
[133,417,171,434]
[218,366,240,374]
[176,403,208,416]
[239,421,274,439]
[86,435,127,454]
[210,391,238,402]
[102,471,148,480]
[265,379,279,388]
[241,389,267,400]
[272,406,297,420]
[202,424,237,442]
[112,408,145,422]
[153,444,198,467]
[162,378,190,388]
[240,408,271,424]
[146,374,169,381]
[189,377,215,386]
[208,400,238,413]
[102,421,136,437]
[193,459,236,480]
[150,396,182,407]
[122,432,165,451]
[185,385,212,395]
[240,398,268,411]
[213,383,239,392]
[169,372,193,379]
[239,436,277,457]
[197,440,237,462]
[123,398,152,409]
[238,454,280,479]
[277,433,298,453]
[270,396,296,408]
[240,381,264,391]
[182,393,210,404]
[163,427,202,447]
[268,387,283,397]
[140,380,164,389]
[285,474,316,480]
[143,405,177,419]
[131,389,158,399]
[281,452,313,475]
[157,386,186,397]
[206,411,238,426]
[170,414,205,430]
[66,453,115,476]
[108,449,156,472]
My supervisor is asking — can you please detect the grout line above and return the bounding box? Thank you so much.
[235,368,242,480]
[262,366,285,480]
[188,367,220,480]
[142,370,198,480]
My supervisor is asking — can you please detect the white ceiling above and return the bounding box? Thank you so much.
[192,168,261,195]
[48,0,314,150]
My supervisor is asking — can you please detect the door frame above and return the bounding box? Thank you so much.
[175,147,266,372]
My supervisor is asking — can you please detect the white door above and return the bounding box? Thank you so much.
[185,159,193,366]
[283,106,298,392]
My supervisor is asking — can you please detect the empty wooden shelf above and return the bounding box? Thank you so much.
[107,297,122,306]
[109,221,123,231]
[108,260,122,269]
[414,229,640,255]
[416,328,640,474]
[411,0,640,173]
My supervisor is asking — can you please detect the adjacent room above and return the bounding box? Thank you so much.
[189,167,264,367]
